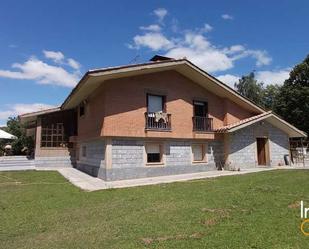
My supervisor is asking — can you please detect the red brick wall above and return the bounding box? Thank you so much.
[223,98,254,125]
[77,85,106,141]
[77,70,255,140]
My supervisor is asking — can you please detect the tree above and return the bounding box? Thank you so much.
[275,55,309,134]
[262,84,281,110]
[234,72,265,107]
[2,117,34,155]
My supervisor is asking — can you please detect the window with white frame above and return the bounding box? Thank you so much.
[192,144,206,162]
[146,143,162,163]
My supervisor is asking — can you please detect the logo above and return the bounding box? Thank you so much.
[300,201,309,236]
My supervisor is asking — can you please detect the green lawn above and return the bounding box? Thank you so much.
[0,170,308,249]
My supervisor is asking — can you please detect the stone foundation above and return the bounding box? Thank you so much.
[72,123,289,181]
[75,138,224,181]
[75,140,105,177]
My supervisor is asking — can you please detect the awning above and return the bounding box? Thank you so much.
[0,129,17,139]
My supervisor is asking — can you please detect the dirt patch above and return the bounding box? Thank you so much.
[202,218,218,226]
[141,232,205,245]
[288,201,300,209]
[201,208,231,218]
[200,207,233,227]
[141,238,153,245]
[189,232,203,239]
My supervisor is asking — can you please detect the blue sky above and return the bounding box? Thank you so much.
[0,0,308,125]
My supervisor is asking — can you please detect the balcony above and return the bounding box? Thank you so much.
[145,112,171,131]
[192,116,213,132]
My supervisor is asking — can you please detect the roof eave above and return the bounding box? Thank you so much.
[218,114,306,138]
[61,59,266,114]
[19,107,61,124]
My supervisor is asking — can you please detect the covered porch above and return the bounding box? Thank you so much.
[20,108,78,167]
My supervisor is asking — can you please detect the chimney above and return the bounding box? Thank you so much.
[150,55,173,62]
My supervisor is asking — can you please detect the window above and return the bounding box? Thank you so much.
[193,101,208,117]
[82,146,87,157]
[41,123,67,147]
[146,143,162,164]
[79,103,85,117]
[147,94,164,113]
[192,144,206,162]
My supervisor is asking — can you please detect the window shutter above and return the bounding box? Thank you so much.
[192,145,203,161]
[146,144,160,154]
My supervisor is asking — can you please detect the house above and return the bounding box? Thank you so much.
[19,56,306,181]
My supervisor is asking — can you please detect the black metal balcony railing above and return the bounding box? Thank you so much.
[192,116,213,131]
[145,112,171,130]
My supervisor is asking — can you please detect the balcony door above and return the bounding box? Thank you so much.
[147,94,164,113]
[194,101,208,117]
[193,101,210,131]
[146,94,170,130]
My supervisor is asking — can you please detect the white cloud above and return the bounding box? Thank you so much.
[200,23,213,33]
[245,50,271,66]
[67,58,81,70]
[0,103,55,124]
[130,29,272,72]
[217,74,240,88]
[165,33,234,72]
[132,32,174,51]
[154,8,168,22]
[0,57,79,87]
[224,45,246,54]
[129,9,272,73]
[221,14,234,20]
[171,18,179,33]
[256,68,290,85]
[217,68,290,88]
[229,49,272,67]
[43,50,65,63]
[0,50,81,87]
[140,24,161,32]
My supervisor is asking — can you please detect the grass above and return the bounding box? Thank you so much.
[0,170,309,249]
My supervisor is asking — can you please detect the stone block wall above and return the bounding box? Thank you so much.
[227,121,289,169]
[165,141,192,166]
[268,125,290,166]
[76,139,105,177]
[104,138,224,181]
[112,140,144,168]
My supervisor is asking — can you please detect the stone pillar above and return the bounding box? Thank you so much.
[223,133,230,168]
[105,138,112,169]
[35,117,42,158]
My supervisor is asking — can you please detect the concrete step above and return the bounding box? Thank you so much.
[0,164,35,168]
[0,162,34,165]
[0,161,34,165]
[0,166,35,171]
[0,160,34,163]
[0,158,33,161]
[0,156,30,161]
[0,156,35,167]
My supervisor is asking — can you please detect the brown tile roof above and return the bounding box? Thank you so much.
[215,111,272,132]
